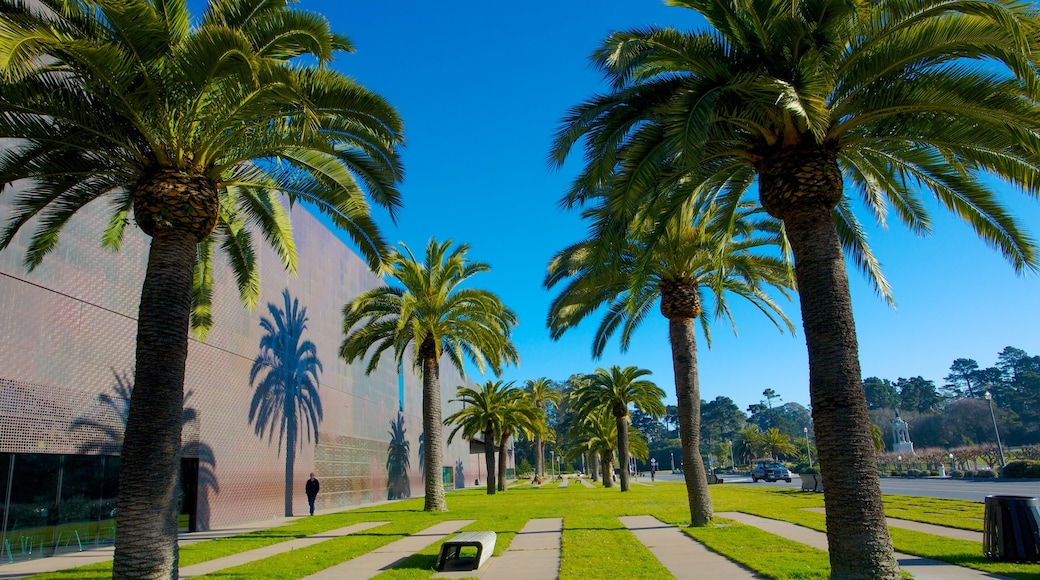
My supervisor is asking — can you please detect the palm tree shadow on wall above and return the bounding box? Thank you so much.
[454,460,465,489]
[71,369,219,530]
[386,413,411,500]
[249,289,323,517]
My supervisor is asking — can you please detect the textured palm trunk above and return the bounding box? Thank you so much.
[114,232,196,580]
[616,415,631,492]
[669,317,713,526]
[421,352,447,511]
[497,436,508,491]
[601,452,613,488]
[760,148,899,579]
[484,427,496,495]
[284,407,296,517]
[589,453,599,482]
[535,435,545,478]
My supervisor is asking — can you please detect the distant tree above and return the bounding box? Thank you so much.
[770,403,814,442]
[663,405,680,437]
[572,409,619,487]
[762,428,799,461]
[631,408,666,443]
[524,378,562,478]
[863,377,899,410]
[700,396,746,448]
[943,359,981,400]
[897,377,942,414]
[444,380,519,495]
[497,394,541,491]
[737,425,765,463]
[997,347,1032,383]
[572,366,665,492]
[746,403,769,429]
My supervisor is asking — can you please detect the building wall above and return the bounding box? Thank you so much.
[0,188,484,539]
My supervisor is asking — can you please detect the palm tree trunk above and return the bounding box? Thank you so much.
[535,435,544,478]
[284,412,296,517]
[669,317,713,526]
[617,416,631,492]
[783,203,899,579]
[497,436,508,491]
[484,428,496,495]
[421,354,447,511]
[601,452,613,488]
[114,232,195,580]
[589,453,598,482]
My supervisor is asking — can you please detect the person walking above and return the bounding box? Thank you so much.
[305,472,320,516]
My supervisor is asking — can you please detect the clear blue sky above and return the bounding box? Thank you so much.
[269,0,1040,413]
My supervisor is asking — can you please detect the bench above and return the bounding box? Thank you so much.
[435,530,497,572]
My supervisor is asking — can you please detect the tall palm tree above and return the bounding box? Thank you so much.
[550,0,1040,575]
[524,377,562,478]
[572,366,665,492]
[249,290,323,517]
[341,239,518,510]
[547,196,793,523]
[761,428,799,461]
[443,380,515,495]
[0,1,403,576]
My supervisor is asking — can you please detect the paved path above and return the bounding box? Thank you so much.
[178,521,388,578]
[803,507,984,542]
[434,518,562,580]
[557,478,570,488]
[718,512,1009,580]
[300,520,474,580]
[579,478,595,488]
[619,515,759,579]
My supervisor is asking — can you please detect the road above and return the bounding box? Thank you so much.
[650,471,1039,502]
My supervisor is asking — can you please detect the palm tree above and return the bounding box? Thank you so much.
[761,428,799,461]
[550,0,1040,575]
[571,408,619,487]
[249,290,323,517]
[547,195,793,524]
[443,380,516,495]
[341,240,519,510]
[737,425,766,463]
[0,1,403,574]
[524,378,562,478]
[496,393,541,491]
[572,366,665,492]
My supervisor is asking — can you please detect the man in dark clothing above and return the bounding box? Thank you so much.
[305,473,320,516]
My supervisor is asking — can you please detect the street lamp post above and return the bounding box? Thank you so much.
[984,391,1007,469]
[898,455,903,475]
[949,452,956,474]
[670,452,675,472]
[728,439,734,469]
[550,450,556,480]
[804,427,813,468]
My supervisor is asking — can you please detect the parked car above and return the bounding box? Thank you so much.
[750,461,792,482]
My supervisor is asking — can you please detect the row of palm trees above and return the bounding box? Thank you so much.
[542,1,1040,577]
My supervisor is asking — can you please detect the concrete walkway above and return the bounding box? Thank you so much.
[300,520,474,580]
[579,478,595,488]
[557,478,570,489]
[718,512,1009,580]
[619,515,760,579]
[803,507,985,542]
[434,517,562,580]
[179,521,388,578]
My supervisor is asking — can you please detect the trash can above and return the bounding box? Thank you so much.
[983,495,1040,562]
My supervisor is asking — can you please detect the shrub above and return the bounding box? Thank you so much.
[890,470,901,476]
[1002,460,1040,479]
[929,470,940,477]
[951,470,966,478]
[973,469,996,478]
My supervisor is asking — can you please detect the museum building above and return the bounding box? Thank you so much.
[0,193,491,564]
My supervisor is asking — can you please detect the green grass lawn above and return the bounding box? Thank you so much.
[23,481,1040,580]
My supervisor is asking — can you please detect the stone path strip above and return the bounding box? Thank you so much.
[802,507,984,542]
[178,521,388,578]
[557,478,570,488]
[434,517,563,580]
[300,520,474,580]
[619,515,760,579]
[718,512,1009,580]
[579,478,595,488]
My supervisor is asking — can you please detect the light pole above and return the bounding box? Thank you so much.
[897,455,903,475]
[670,452,675,472]
[949,452,956,474]
[728,439,734,469]
[550,450,556,480]
[984,391,1007,469]
[804,427,813,468]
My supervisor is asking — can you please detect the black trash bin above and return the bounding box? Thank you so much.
[983,495,1040,562]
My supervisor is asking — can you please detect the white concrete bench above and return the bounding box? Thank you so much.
[435,530,497,572]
